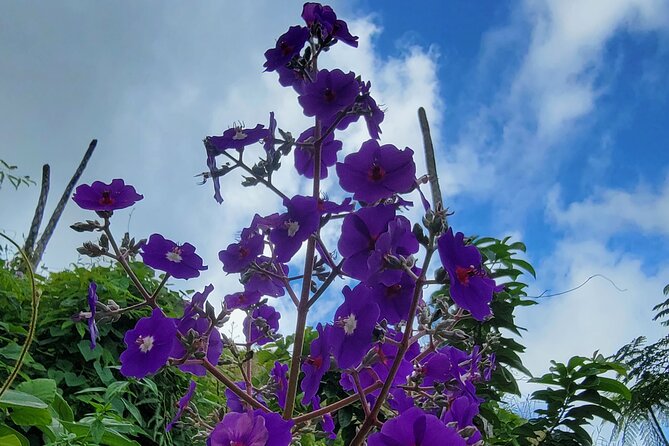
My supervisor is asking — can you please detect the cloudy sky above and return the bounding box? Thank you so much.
[1,0,668,406]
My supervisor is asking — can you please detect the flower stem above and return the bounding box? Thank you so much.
[202,358,270,412]
[350,236,437,445]
[292,382,383,425]
[220,150,289,201]
[283,116,322,419]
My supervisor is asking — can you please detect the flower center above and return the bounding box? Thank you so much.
[342,314,357,335]
[233,127,248,140]
[136,335,155,353]
[368,164,386,182]
[230,441,246,446]
[385,284,402,298]
[323,87,336,103]
[165,247,183,263]
[238,246,249,258]
[285,220,300,237]
[306,355,323,368]
[280,41,294,56]
[99,190,115,206]
[455,265,477,285]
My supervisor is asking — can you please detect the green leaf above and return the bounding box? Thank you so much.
[90,419,106,444]
[51,392,75,422]
[565,404,618,424]
[61,421,141,446]
[16,378,57,404]
[594,377,631,400]
[10,406,52,426]
[0,434,22,446]
[0,389,49,409]
[0,425,29,446]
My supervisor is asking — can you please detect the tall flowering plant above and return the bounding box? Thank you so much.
[70,4,503,445]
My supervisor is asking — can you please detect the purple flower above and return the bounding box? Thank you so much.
[310,395,336,439]
[369,271,416,324]
[367,216,419,286]
[335,80,384,140]
[264,26,310,72]
[219,228,264,273]
[484,353,496,381]
[207,410,293,446]
[244,257,288,297]
[293,126,342,179]
[72,179,143,211]
[183,284,214,320]
[207,411,268,446]
[119,308,177,379]
[207,124,268,152]
[224,290,261,310]
[301,3,359,47]
[269,196,320,263]
[337,205,395,281]
[165,380,196,432]
[442,395,480,432]
[367,407,465,446]
[337,139,416,203]
[225,381,265,413]
[317,197,354,214]
[388,388,415,413]
[264,112,278,154]
[87,281,99,350]
[140,234,207,280]
[438,228,498,321]
[244,304,280,346]
[276,65,309,92]
[301,323,331,404]
[330,284,380,369]
[270,361,289,409]
[298,69,358,121]
[171,317,223,377]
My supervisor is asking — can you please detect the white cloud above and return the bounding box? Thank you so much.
[546,173,669,239]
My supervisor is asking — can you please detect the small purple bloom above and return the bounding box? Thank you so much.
[337,139,416,203]
[120,308,177,379]
[269,196,320,263]
[224,290,261,310]
[87,281,99,350]
[438,228,498,321]
[301,3,358,47]
[276,64,309,92]
[298,69,358,121]
[338,205,395,281]
[225,381,265,413]
[367,216,420,286]
[72,179,143,211]
[310,395,336,439]
[141,234,207,280]
[301,323,331,404]
[369,271,416,324]
[264,112,278,153]
[244,304,280,346]
[244,257,288,297]
[165,380,196,432]
[207,124,268,152]
[205,148,224,204]
[484,353,496,381]
[442,395,480,432]
[219,228,264,273]
[264,26,310,72]
[335,80,384,140]
[367,407,466,446]
[388,388,415,413]
[293,126,342,179]
[171,317,223,377]
[270,361,289,409]
[330,284,380,369]
[183,284,214,320]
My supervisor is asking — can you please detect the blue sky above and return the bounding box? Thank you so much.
[1,1,668,418]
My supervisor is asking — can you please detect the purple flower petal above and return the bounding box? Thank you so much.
[120,308,177,379]
[72,179,143,211]
[141,233,207,280]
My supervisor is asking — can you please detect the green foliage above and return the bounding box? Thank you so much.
[0,160,34,191]
[0,262,215,445]
[509,354,629,446]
